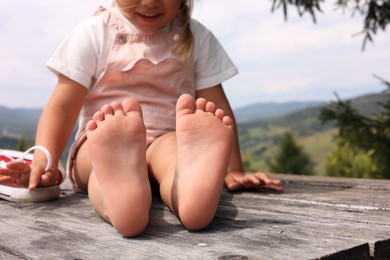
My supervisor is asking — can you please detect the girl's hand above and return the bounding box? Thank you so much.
[29,161,60,190]
[224,171,283,192]
[0,161,31,187]
[0,161,60,190]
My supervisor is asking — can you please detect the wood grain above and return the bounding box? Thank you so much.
[0,174,389,259]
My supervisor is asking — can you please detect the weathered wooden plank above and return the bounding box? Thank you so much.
[0,174,389,259]
[0,246,28,260]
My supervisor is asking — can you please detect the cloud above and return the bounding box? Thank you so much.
[0,1,389,109]
[192,1,390,108]
[0,0,113,107]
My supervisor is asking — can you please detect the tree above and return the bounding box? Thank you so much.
[319,76,390,178]
[242,153,258,172]
[270,0,390,50]
[325,142,378,178]
[16,137,31,152]
[267,131,315,175]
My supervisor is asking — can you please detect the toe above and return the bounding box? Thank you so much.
[222,115,233,126]
[92,111,105,122]
[204,101,216,114]
[100,104,115,117]
[86,119,98,133]
[110,102,124,115]
[176,94,196,118]
[122,98,143,116]
[214,108,225,121]
[195,98,207,111]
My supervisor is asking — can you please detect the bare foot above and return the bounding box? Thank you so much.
[86,98,151,236]
[173,94,233,229]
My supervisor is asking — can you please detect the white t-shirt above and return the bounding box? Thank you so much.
[47,10,238,91]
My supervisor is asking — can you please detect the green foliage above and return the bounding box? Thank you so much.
[325,142,377,178]
[270,0,390,49]
[358,0,390,50]
[267,131,315,175]
[320,77,390,179]
[16,137,31,152]
[242,153,258,172]
[271,0,323,23]
[237,93,383,175]
[298,129,336,174]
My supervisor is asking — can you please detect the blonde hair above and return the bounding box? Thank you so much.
[114,0,194,62]
[174,0,194,62]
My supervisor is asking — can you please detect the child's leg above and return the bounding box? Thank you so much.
[82,98,151,237]
[147,94,233,230]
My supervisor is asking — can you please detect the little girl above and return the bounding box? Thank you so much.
[1,0,282,237]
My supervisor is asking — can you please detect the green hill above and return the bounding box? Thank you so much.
[0,106,41,136]
[234,101,326,123]
[0,92,386,171]
[237,92,387,175]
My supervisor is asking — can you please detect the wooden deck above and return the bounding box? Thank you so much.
[0,174,389,259]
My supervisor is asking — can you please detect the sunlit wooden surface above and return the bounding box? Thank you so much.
[0,174,389,259]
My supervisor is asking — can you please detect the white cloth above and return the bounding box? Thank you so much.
[47,9,238,91]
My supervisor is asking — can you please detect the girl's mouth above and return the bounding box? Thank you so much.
[136,12,162,21]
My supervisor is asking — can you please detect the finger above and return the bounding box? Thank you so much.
[224,176,240,191]
[252,173,284,190]
[0,162,30,185]
[29,167,44,190]
[253,172,274,185]
[270,179,282,186]
[240,174,258,188]
[262,184,284,192]
[40,173,50,185]
[40,170,57,186]
[257,174,283,187]
[0,167,21,178]
[5,161,31,174]
[247,174,261,186]
[0,175,18,185]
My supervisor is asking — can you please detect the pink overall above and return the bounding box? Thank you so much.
[67,8,195,192]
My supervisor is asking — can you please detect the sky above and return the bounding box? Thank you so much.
[0,1,389,109]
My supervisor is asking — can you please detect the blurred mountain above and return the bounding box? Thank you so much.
[234,101,326,123]
[0,92,386,169]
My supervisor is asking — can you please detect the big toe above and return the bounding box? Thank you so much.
[122,98,143,116]
[176,94,196,118]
